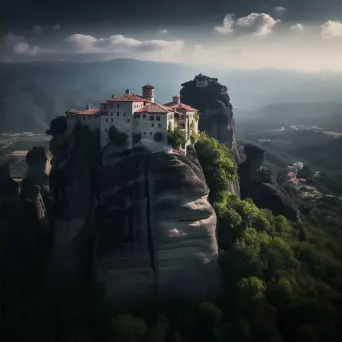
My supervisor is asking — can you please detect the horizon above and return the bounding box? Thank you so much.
[2,0,342,72]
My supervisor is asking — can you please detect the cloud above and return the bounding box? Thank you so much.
[321,20,342,38]
[1,34,42,61]
[159,29,169,34]
[13,42,41,56]
[33,25,43,35]
[236,13,280,35]
[274,6,287,14]
[1,33,185,63]
[53,24,60,30]
[215,13,280,35]
[289,24,304,32]
[214,14,235,34]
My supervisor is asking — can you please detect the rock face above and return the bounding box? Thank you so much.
[180,75,242,165]
[180,75,241,196]
[95,141,222,307]
[47,133,93,291]
[0,157,51,341]
[238,144,301,221]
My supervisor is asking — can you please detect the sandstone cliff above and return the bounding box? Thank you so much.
[180,75,241,196]
[95,141,222,307]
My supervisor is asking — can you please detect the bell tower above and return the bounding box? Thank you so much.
[142,83,155,102]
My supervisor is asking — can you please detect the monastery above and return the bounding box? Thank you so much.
[65,84,199,148]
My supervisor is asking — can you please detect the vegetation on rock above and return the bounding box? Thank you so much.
[4,127,342,342]
[73,123,101,169]
[167,127,186,149]
[46,116,67,137]
[108,125,128,146]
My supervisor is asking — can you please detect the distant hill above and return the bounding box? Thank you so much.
[1,59,342,132]
[291,136,342,171]
[235,102,342,131]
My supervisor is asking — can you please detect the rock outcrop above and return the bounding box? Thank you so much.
[95,141,222,307]
[47,133,93,290]
[180,74,242,164]
[238,144,301,221]
[0,158,51,341]
[180,74,241,196]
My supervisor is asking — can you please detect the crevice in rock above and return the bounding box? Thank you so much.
[144,153,158,295]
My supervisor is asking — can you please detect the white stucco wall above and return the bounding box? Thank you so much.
[100,101,144,147]
[78,114,101,131]
[66,114,78,133]
[66,114,101,133]
[133,112,171,142]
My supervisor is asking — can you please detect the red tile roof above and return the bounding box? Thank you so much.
[105,94,147,103]
[78,108,101,115]
[288,171,296,178]
[164,103,197,112]
[135,103,172,113]
[65,109,80,114]
[142,84,155,89]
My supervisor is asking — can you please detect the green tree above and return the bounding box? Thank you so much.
[167,127,186,149]
[108,125,128,146]
[194,132,237,205]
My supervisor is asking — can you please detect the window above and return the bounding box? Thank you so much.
[156,116,160,121]
[111,104,113,108]
[151,123,154,127]
[124,112,126,116]
[150,132,152,135]
[158,124,161,128]
[150,116,154,121]
[83,117,85,120]
[136,114,140,118]
[117,112,119,116]
[111,118,113,122]
[144,132,146,135]
[88,116,91,120]
[105,128,107,132]
[117,104,120,108]
[111,112,113,116]
[106,119,108,123]
[143,114,146,119]
[104,106,107,110]
[127,119,130,123]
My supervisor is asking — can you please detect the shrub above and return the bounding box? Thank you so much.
[108,125,128,146]
[167,127,187,149]
[46,116,67,137]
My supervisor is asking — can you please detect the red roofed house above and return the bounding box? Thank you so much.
[163,95,199,140]
[65,104,101,133]
[65,85,199,148]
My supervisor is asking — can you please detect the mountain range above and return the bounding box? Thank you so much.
[1,59,342,132]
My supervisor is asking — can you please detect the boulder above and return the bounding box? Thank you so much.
[238,144,301,221]
[95,142,222,307]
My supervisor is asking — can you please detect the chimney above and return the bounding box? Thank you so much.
[125,89,130,95]
[112,94,115,98]
[86,104,90,109]
[172,95,180,104]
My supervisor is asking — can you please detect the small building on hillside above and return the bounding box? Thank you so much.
[64,85,199,148]
[65,105,102,133]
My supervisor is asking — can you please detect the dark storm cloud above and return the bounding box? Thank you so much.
[2,0,341,31]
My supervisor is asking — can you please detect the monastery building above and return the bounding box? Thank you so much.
[65,84,198,148]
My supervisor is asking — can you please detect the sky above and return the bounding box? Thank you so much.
[1,0,342,71]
